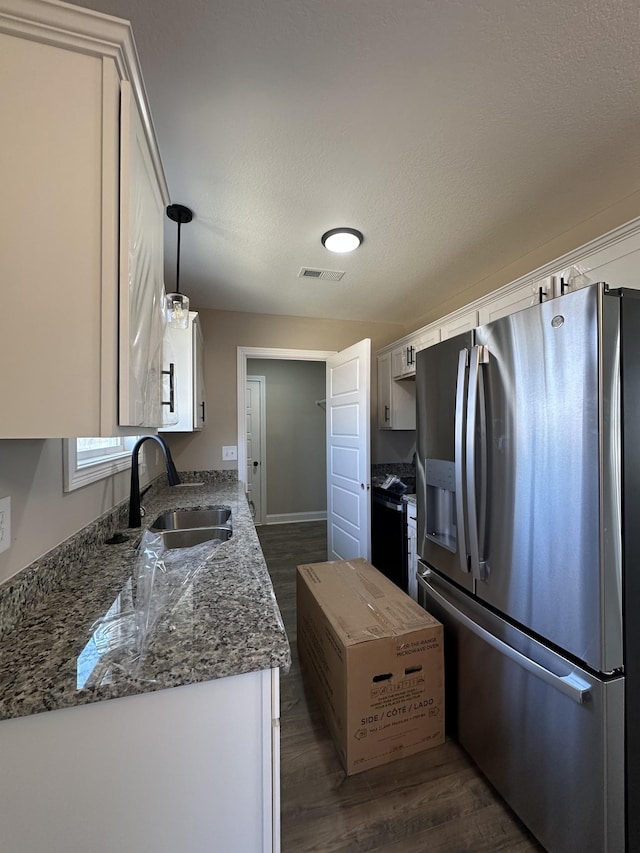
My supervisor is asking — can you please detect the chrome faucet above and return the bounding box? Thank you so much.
[128,435,181,528]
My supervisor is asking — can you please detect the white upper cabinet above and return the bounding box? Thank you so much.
[391,327,441,379]
[160,312,207,433]
[391,343,414,380]
[377,221,640,409]
[550,229,640,295]
[439,309,479,341]
[0,0,169,438]
[377,352,416,430]
[119,83,167,429]
[478,280,544,325]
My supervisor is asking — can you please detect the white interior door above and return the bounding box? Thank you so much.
[246,376,265,524]
[326,339,371,560]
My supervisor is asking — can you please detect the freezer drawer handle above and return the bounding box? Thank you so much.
[423,578,592,705]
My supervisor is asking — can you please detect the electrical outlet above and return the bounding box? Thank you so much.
[222,445,238,461]
[0,496,11,555]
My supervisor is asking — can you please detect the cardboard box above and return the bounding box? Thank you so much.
[296,558,444,775]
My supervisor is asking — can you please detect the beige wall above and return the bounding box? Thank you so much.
[0,439,164,585]
[166,309,404,472]
[248,359,326,517]
[405,191,640,333]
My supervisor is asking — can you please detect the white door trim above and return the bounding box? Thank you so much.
[236,347,336,490]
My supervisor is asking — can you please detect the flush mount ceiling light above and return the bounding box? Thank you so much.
[165,203,193,329]
[321,227,363,254]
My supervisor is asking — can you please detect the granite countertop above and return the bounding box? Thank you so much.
[0,476,291,722]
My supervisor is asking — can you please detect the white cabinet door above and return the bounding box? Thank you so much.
[0,670,281,853]
[377,352,393,428]
[0,3,168,438]
[414,326,441,358]
[550,230,640,294]
[193,315,206,429]
[391,342,417,378]
[0,32,113,437]
[440,309,479,340]
[161,312,207,433]
[377,353,416,430]
[391,327,440,380]
[119,82,166,428]
[478,281,542,325]
[391,345,407,379]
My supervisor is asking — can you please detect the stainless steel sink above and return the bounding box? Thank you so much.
[149,525,232,550]
[149,507,232,550]
[150,507,231,530]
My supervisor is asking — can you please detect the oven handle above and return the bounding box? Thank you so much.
[418,573,592,705]
[373,496,404,511]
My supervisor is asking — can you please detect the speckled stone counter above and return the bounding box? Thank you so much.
[0,475,291,722]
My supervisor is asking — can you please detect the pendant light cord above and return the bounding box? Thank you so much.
[176,221,182,295]
[166,203,193,297]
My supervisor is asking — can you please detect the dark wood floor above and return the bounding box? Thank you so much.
[257,521,544,853]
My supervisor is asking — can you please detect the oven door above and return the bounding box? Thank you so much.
[371,491,408,591]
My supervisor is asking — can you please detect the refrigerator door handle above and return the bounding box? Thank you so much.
[455,349,470,573]
[422,576,592,705]
[466,345,489,582]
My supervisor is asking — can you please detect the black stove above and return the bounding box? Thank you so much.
[370,476,415,591]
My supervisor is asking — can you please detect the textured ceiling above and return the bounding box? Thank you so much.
[72,0,640,325]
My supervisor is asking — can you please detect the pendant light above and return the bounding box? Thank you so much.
[165,203,193,329]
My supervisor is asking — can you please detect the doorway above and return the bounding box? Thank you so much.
[247,361,327,526]
[238,347,333,525]
[237,342,372,559]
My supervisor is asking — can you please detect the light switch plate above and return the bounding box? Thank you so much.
[222,445,237,461]
[0,496,11,554]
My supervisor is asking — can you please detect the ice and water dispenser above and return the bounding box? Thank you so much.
[424,459,457,553]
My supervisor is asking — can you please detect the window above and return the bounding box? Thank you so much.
[63,436,145,492]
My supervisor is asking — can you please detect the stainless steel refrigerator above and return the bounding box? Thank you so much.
[416,283,640,852]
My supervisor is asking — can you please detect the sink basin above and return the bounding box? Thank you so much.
[150,507,231,530]
[149,507,232,550]
[150,526,232,550]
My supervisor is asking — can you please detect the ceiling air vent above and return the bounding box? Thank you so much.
[299,267,345,281]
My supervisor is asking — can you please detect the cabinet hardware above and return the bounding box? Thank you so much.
[560,277,569,295]
[161,363,175,412]
[384,404,390,422]
[200,400,206,422]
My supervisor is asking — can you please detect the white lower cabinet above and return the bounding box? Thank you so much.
[161,312,207,432]
[377,352,416,430]
[0,669,282,853]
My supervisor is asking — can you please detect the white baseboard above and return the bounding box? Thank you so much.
[265,511,327,525]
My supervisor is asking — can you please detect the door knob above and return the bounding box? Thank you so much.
[253,460,259,467]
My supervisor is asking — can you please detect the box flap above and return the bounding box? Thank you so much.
[297,558,440,646]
